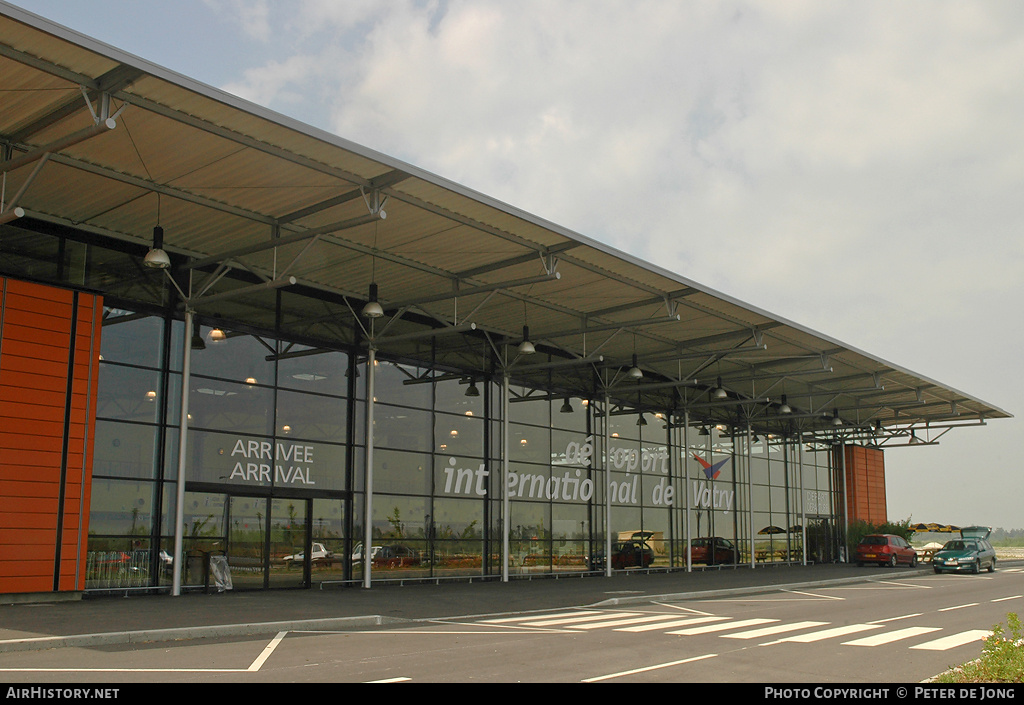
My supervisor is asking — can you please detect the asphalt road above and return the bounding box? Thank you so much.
[1,566,1021,684]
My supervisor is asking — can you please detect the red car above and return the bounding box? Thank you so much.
[589,541,655,570]
[688,537,739,565]
[855,534,918,567]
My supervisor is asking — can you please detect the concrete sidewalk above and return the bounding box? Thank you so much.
[0,562,933,652]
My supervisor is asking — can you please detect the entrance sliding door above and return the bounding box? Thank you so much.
[226,496,268,589]
[268,497,308,588]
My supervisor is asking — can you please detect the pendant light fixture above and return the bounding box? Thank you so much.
[465,379,480,397]
[517,325,536,355]
[627,354,643,380]
[713,376,728,399]
[778,394,791,414]
[144,224,171,269]
[362,282,384,319]
[362,211,384,318]
[560,397,574,414]
[144,196,170,269]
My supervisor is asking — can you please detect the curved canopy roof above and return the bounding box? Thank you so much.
[0,3,1010,444]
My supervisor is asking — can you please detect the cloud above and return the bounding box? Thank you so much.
[213,1,1024,363]
[10,0,1023,527]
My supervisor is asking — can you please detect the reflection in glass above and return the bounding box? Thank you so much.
[99,310,164,367]
[96,365,163,423]
[93,420,159,480]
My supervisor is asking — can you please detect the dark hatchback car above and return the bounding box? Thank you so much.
[855,534,918,567]
[932,526,996,574]
[589,540,654,570]
[371,544,421,568]
[688,537,739,565]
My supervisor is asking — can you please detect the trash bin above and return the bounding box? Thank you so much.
[186,550,206,586]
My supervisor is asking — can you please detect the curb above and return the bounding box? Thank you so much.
[589,569,930,607]
[0,615,406,653]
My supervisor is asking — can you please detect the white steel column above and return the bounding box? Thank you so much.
[683,409,691,572]
[501,373,510,582]
[838,442,848,563]
[747,423,755,569]
[798,434,807,565]
[363,347,376,589]
[171,308,193,596]
[603,392,612,578]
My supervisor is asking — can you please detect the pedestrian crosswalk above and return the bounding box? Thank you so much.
[477,609,992,651]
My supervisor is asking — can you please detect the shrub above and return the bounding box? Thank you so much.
[936,613,1024,683]
[846,518,914,555]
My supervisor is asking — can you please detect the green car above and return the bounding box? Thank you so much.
[932,526,997,574]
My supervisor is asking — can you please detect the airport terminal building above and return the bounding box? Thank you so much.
[0,4,1010,598]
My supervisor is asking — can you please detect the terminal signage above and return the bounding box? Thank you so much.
[690,453,734,514]
[442,435,675,506]
[225,438,317,486]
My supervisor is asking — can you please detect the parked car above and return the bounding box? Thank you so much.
[855,534,918,567]
[351,544,383,562]
[372,544,421,568]
[282,542,334,566]
[688,537,739,565]
[932,526,996,574]
[588,540,654,570]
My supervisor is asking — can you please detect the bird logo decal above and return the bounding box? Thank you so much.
[692,453,729,480]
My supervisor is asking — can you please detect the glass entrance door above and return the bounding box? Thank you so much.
[182,491,314,589]
[268,497,308,588]
[227,496,268,589]
[805,517,835,564]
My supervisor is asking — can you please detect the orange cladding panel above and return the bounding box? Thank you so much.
[0,277,101,595]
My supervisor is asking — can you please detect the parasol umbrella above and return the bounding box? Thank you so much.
[758,525,786,535]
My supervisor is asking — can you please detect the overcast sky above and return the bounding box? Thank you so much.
[12,0,1022,530]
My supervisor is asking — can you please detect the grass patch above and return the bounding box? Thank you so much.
[935,613,1024,683]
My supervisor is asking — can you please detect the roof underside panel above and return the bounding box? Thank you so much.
[0,5,1010,445]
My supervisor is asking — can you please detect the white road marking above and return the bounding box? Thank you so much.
[248,631,287,671]
[480,611,603,623]
[570,614,706,630]
[667,618,776,635]
[768,624,880,644]
[616,616,729,632]
[722,621,829,640]
[867,613,923,624]
[519,612,639,627]
[843,627,942,646]
[910,630,991,651]
[582,653,717,682]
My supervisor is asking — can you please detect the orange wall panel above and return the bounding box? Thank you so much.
[843,445,888,524]
[0,277,101,595]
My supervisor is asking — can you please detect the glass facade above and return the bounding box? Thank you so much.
[86,303,841,591]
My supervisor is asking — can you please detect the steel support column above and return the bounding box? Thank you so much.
[683,409,691,572]
[171,308,193,596]
[363,347,376,589]
[501,373,510,582]
[604,392,612,578]
[747,423,755,569]
[798,435,807,565]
